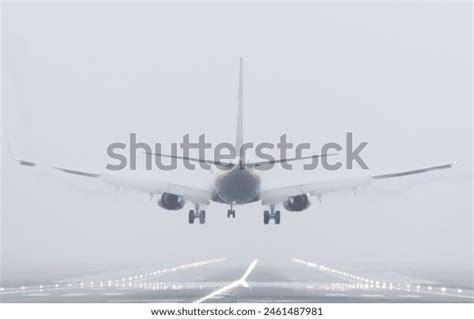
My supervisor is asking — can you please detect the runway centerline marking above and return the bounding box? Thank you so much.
[101,292,125,296]
[325,293,347,297]
[24,293,50,297]
[361,294,386,298]
[193,259,258,304]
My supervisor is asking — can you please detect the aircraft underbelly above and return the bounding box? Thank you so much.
[215,169,260,204]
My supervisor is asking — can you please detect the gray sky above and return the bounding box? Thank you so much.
[1,2,472,282]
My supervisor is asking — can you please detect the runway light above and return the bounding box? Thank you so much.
[458,289,463,293]
[428,286,432,290]
[441,287,446,292]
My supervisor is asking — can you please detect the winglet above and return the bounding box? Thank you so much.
[5,122,18,162]
[4,124,37,166]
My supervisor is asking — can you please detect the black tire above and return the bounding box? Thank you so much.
[199,210,206,224]
[263,210,270,224]
[274,210,281,225]
[232,210,236,218]
[188,210,195,224]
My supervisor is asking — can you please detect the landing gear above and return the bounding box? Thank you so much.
[199,210,206,224]
[227,203,236,218]
[263,205,281,225]
[189,203,206,224]
[263,210,270,224]
[227,209,236,218]
[274,210,281,225]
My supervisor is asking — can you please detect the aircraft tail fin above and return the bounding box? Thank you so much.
[236,58,244,164]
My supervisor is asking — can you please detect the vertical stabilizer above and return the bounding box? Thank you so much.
[236,58,244,163]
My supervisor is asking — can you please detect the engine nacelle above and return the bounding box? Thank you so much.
[283,194,311,212]
[158,193,185,210]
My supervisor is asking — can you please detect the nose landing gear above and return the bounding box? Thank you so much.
[263,205,280,225]
[189,203,206,224]
[227,209,236,218]
[227,203,236,218]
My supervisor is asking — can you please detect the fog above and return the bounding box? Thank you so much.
[1,2,472,284]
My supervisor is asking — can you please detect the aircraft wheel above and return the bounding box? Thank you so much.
[188,210,195,224]
[274,210,281,225]
[199,210,206,224]
[263,210,270,224]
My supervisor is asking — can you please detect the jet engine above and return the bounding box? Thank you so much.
[283,194,310,212]
[158,192,185,210]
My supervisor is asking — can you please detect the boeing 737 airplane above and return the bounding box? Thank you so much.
[8,59,457,225]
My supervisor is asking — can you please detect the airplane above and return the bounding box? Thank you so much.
[7,58,457,225]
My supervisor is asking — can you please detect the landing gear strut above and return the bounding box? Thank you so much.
[263,205,280,225]
[189,203,206,224]
[227,203,236,218]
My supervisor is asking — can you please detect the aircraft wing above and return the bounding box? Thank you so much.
[259,162,458,206]
[9,154,212,205]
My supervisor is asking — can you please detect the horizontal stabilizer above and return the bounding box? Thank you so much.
[247,153,339,169]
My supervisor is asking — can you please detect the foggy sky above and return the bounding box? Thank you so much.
[1,2,472,283]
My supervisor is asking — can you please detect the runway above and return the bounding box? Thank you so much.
[1,258,472,303]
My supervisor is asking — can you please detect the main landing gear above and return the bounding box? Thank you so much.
[189,203,206,224]
[263,205,280,225]
[227,203,236,218]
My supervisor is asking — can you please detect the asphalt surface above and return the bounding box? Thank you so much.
[1,258,473,303]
